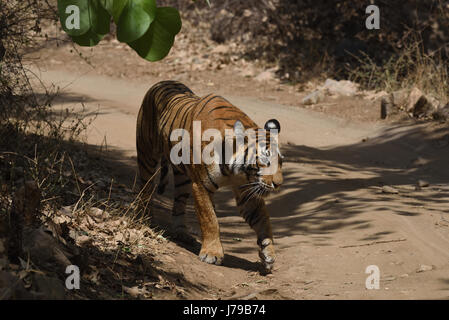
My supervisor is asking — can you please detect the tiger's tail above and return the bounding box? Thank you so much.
[157,156,170,195]
[136,89,161,190]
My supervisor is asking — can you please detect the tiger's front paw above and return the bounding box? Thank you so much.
[199,241,224,265]
[258,238,276,272]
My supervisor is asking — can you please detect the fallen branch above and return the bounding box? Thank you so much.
[339,238,407,248]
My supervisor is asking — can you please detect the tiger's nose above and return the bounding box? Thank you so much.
[272,173,283,190]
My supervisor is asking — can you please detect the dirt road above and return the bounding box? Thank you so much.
[32,67,449,299]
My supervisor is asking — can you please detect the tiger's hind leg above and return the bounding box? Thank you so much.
[136,97,161,219]
[233,187,275,272]
[171,167,196,244]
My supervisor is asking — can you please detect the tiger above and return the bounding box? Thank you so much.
[136,80,283,271]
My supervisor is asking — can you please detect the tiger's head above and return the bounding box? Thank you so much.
[232,119,283,199]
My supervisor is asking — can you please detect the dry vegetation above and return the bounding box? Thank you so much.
[0,1,186,300]
[164,0,449,101]
[1,0,449,299]
[350,35,449,105]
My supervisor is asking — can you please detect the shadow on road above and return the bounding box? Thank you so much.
[68,119,449,273]
[212,121,449,248]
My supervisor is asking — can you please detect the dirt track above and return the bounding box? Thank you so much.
[29,60,449,299]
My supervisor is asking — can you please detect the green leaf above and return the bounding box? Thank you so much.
[100,0,128,23]
[117,0,156,43]
[134,0,157,21]
[91,0,111,35]
[58,0,110,37]
[155,6,182,36]
[70,29,104,46]
[129,7,182,62]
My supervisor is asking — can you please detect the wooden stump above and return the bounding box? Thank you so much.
[7,181,41,263]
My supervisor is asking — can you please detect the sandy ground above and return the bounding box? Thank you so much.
[26,42,449,300]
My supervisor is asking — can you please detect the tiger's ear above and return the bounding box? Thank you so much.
[234,120,245,137]
[264,119,281,133]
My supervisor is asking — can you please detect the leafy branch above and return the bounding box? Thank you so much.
[57,0,184,62]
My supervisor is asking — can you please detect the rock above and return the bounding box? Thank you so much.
[302,90,325,105]
[255,69,276,82]
[391,89,409,108]
[382,186,399,194]
[416,264,434,273]
[426,95,442,111]
[406,88,439,118]
[407,87,423,113]
[412,96,433,118]
[322,79,359,97]
[432,103,449,121]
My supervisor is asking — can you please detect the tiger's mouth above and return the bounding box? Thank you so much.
[239,181,275,203]
[259,181,276,195]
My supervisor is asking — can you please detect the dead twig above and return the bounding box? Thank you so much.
[339,238,407,248]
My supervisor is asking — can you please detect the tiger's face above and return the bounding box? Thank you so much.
[233,119,283,199]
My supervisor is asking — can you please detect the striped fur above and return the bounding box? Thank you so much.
[136,81,283,271]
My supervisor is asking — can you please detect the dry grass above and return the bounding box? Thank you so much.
[350,34,449,104]
[0,1,172,300]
